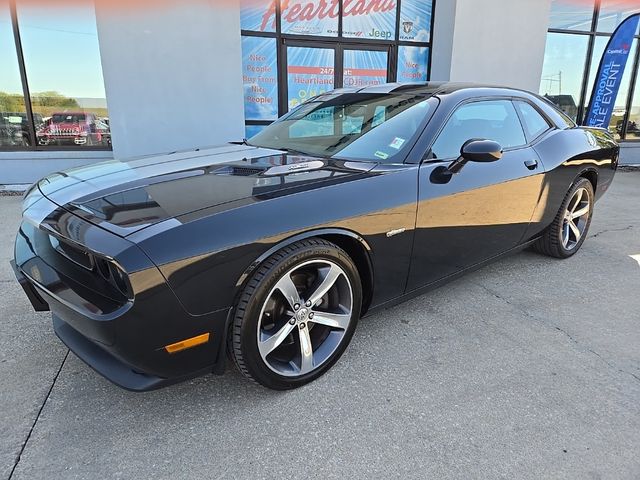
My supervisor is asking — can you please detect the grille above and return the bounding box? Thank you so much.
[49,126,81,136]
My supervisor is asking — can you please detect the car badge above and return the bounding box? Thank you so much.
[264,160,325,176]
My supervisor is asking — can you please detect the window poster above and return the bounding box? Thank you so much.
[245,124,267,138]
[399,0,432,42]
[342,0,397,40]
[287,47,335,110]
[242,36,279,121]
[397,45,429,82]
[241,0,339,36]
[240,0,275,32]
[343,50,388,88]
[281,0,339,36]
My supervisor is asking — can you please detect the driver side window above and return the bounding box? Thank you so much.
[431,100,527,160]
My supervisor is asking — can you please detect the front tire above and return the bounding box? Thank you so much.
[231,238,362,390]
[533,177,594,259]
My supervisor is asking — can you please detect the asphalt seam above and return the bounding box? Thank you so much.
[476,283,640,386]
[8,349,70,480]
[588,225,635,239]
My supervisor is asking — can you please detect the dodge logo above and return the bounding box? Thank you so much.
[403,21,413,34]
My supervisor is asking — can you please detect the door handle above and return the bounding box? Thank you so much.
[524,159,538,170]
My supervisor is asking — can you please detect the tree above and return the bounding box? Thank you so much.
[0,91,25,113]
[31,91,79,108]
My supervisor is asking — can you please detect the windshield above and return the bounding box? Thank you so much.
[52,114,87,124]
[248,93,436,162]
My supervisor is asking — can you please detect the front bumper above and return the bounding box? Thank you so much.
[10,259,49,312]
[37,135,95,146]
[52,315,220,391]
[12,195,232,391]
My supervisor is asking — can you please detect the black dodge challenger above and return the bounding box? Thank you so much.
[12,83,619,391]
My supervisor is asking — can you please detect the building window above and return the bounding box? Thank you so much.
[540,32,589,121]
[241,36,279,122]
[0,1,29,148]
[628,75,640,138]
[240,0,434,139]
[287,46,336,109]
[343,49,388,89]
[549,0,596,31]
[597,0,640,33]
[282,0,338,37]
[0,0,110,152]
[542,0,640,141]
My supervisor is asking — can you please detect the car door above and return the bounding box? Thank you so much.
[407,98,545,290]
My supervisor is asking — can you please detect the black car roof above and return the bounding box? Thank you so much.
[323,82,575,130]
[335,82,513,96]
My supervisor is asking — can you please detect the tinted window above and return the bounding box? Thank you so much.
[515,101,551,141]
[250,93,435,162]
[431,100,526,160]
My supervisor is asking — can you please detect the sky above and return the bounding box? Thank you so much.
[0,0,106,100]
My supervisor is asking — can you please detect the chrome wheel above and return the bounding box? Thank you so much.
[257,259,353,377]
[562,187,591,250]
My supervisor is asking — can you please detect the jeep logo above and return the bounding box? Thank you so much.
[368,28,392,39]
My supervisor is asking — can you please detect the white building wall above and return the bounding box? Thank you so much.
[94,0,245,159]
[432,0,552,92]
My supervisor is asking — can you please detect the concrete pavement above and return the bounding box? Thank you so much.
[1,172,639,479]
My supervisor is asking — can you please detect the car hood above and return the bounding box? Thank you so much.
[35,144,377,237]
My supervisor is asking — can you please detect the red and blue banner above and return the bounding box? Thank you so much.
[584,13,639,128]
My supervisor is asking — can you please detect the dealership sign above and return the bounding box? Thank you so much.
[259,0,396,31]
[585,13,640,128]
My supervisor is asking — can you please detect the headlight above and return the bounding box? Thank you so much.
[95,257,132,300]
[109,262,132,299]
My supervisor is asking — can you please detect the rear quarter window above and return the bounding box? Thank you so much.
[515,101,552,142]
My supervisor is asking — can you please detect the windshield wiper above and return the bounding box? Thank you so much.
[277,147,312,157]
[229,138,252,146]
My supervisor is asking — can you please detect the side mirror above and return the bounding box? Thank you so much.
[448,139,503,174]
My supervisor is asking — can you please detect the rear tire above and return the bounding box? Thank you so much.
[533,177,594,259]
[230,238,362,390]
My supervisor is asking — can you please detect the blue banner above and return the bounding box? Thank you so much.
[585,13,639,128]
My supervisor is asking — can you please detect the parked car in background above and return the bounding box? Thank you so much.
[0,112,43,147]
[0,115,19,146]
[617,119,640,138]
[37,112,110,146]
[95,119,112,146]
